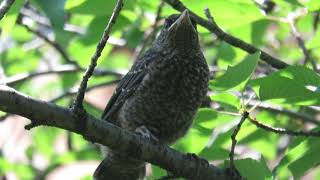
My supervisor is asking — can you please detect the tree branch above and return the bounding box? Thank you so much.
[0,85,237,180]
[0,0,15,21]
[288,19,318,71]
[248,101,320,125]
[50,80,120,103]
[229,112,249,170]
[17,20,81,67]
[5,65,123,86]
[72,0,123,111]
[248,116,320,137]
[164,0,289,69]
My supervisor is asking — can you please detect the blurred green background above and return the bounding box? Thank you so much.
[1,0,320,179]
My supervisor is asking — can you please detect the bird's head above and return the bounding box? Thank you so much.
[155,10,199,55]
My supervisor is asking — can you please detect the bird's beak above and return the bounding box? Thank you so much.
[168,10,196,33]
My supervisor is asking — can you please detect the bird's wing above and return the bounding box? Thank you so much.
[101,50,156,123]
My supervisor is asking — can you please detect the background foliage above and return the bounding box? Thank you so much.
[1,0,320,179]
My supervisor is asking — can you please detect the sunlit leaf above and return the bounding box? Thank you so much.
[210,92,240,109]
[227,158,272,180]
[65,0,134,15]
[210,52,260,91]
[250,66,320,105]
[274,136,320,179]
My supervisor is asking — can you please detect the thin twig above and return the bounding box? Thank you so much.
[229,111,249,170]
[289,20,318,71]
[247,101,319,125]
[248,116,320,137]
[204,8,214,25]
[17,18,81,67]
[133,0,164,60]
[50,80,120,103]
[0,0,15,21]
[164,0,289,69]
[5,65,123,86]
[204,8,219,67]
[72,0,123,111]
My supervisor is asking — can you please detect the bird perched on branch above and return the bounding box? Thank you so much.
[94,10,209,180]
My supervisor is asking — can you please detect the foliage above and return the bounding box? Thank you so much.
[1,0,320,179]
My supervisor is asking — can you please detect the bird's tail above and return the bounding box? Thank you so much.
[93,150,146,180]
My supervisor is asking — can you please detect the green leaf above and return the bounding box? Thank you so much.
[65,0,134,16]
[0,0,23,35]
[173,108,235,154]
[151,165,166,179]
[199,146,229,161]
[14,164,35,179]
[0,158,12,174]
[250,66,320,105]
[218,0,263,27]
[227,158,272,180]
[307,28,320,50]
[0,15,18,35]
[1,47,40,76]
[210,52,260,91]
[195,0,264,29]
[33,0,66,29]
[210,92,240,109]
[81,15,131,45]
[274,137,320,179]
[303,0,320,11]
[240,111,281,160]
[60,73,80,90]
[32,128,61,157]
[68,39,112,66]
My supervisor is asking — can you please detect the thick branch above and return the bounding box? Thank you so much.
[164,0,289,69]
[0,0,15,21]
[0,85,236,180]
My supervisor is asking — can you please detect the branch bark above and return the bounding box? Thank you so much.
[0,85,236,180]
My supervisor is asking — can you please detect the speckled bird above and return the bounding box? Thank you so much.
[94,10,209,180]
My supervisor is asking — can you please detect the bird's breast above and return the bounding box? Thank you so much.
[122,54,209,143]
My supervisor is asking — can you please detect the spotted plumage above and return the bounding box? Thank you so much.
[94,10,209,180]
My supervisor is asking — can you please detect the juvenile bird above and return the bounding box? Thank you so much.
[94,10,209,180]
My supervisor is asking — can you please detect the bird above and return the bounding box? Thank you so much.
[93,10,209,180]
